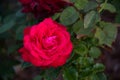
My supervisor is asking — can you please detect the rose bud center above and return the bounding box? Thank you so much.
[43,36,57,50]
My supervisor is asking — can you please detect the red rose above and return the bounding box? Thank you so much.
[19,0,72,18]
[19,18,73,67]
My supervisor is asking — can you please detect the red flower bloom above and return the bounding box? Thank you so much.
[19,0,72,18]
[19,18,73,67]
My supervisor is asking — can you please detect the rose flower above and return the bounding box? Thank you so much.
[19,18,73,67]
[19,0,72,18]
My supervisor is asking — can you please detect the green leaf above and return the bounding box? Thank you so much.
[103,23,117,40]
[72,20,92,35]
[97,73,107,80]
[78,57,94,67]
[100,3,116,13]
[103,23,117,46]
[95,28,106,45]
[0,19,16,34]
[74,0,88,10]
[90,73,107,80]
[63,67,78,80]
[60,7,79,26]
[84,11,97,29]
[89,47,101,58]
[93,63,105,73]
[74,42,88,56]
[33,76,42,80]
[52,13,60,20]
[72,20,83,34]
[90,74,99,80]
[95,22,117,47]
[91,38,99,46]
[95,12,101,22]
[84,1,98,12]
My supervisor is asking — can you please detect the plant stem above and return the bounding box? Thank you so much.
[98,0,108,13]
